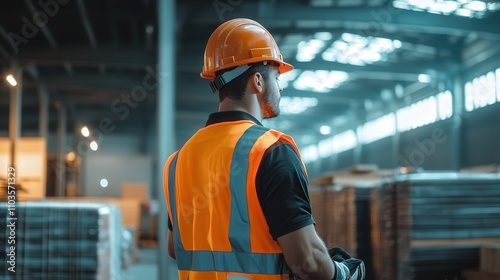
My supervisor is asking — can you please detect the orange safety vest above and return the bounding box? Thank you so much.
[164,120,305,280]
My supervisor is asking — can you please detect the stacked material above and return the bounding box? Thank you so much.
[463,244,500,280]
[373,173,500,280]
[311,167,390,279]
[309,185,327,240]
[0,201,122,280]
[371,183,398,280]
[480,244,500,274]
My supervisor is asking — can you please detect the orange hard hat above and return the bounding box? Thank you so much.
[200,18,293,81]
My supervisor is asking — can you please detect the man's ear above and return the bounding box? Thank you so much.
[249,72,264,93]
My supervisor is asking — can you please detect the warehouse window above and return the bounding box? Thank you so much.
[497,68,500,101]
[396,93,452,132]
[302,145,319,163]
[437,90,453,120]
[359,113,396,144]
[317,129,358,159]
[318,138,334,158]
[332,130,357,153]
[465,71,496,112]
[304,129,358,162]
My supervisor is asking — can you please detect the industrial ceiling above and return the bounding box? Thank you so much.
[1,0,500,150]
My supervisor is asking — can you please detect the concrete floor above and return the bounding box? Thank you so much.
[123,248,178,280]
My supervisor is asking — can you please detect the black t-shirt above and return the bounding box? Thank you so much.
[168,111,315,240]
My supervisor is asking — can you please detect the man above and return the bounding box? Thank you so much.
[164,18,364,280]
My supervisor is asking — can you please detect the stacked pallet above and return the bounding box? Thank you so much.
[371,182,398,280]
[0,201,122,280]
[463,244,500,280]
[311,168,390,279]
[309,185,327,239]
[374,173,500,280]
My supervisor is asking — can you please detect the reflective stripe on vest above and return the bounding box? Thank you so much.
[167,125,284,274]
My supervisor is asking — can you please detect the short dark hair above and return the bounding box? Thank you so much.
[216,63,272,102]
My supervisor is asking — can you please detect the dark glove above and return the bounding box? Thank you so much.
[328,246,352,261]
[328,247,365,280]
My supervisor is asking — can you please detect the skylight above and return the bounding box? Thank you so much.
[278,69,301,89]
[295,32,333,62]
[280,97,319,115]
[392,0,499,18]
[293,70,349,93]
[322,33,401,66]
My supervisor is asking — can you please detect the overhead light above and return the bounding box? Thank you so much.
[81,126,90,137]
[393,0,493,18]
[90,141,98,151]
[393,40,403,49]
[293,70,349,93]
[322,33,400,66]
[65,151,76,162]
[100,178,108,188]
[280,97,318,115]
[418,74,431,83]
[278,69,301,89]
[455,8,473,16]
[466,1,487,11]
[6,74,17,87]
[296,38,328,62]
[314,32,333,41]
[320,125,331,135]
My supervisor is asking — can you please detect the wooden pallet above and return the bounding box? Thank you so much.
[481,244,500,275]
[462,270,500,280]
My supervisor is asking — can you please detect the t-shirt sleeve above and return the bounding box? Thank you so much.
[256,141,315,240]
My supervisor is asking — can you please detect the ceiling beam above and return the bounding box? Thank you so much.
[23,72,155,93]
[13,47,156,69]
[0,24,15,57]
[24,0,58,47]
[0,43,10,60]
[76,0,97,48]
[188,2,500,39]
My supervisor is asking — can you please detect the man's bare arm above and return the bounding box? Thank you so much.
[277,224,334,280]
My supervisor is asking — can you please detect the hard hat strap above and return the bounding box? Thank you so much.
[209,64,251,93]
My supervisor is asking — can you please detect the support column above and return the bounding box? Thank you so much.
[389,96,400,168]
[38,85,49,138]
[9,64,22,167]
[56,102,67,197]
[352,104,364,165]
[157,0,176,278]
[451,74,464,170]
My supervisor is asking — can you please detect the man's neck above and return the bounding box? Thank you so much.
[218,97,263,122]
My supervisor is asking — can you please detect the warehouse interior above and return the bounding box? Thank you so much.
[1,0,500,279]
